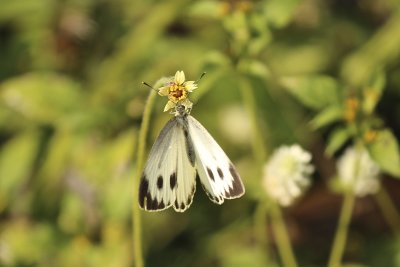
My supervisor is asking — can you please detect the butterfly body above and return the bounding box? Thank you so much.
[139,105,245,212]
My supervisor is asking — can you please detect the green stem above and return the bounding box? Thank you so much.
[327,191,355,267]
[327,142,363,267]
[132,89,157,267]
[238,75,268,165]
[270,202,298,267]
[375,187,400,235]
[253,201,270,259]
[238,74,274,263]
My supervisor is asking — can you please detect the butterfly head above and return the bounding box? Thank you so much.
[173,103,191,117]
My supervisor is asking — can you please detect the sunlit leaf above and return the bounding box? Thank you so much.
[263,0,301,28]
[220,246,271,267]
[70,128,136,185]
[368,68,386,93]
[362,68,385,114]
[310,106,343,130]
[58,193,86,234]
[367,129,400,177]
[189,1,222,18]
[102,177,132,221]
[1,221,55,265]
[0,132,40,211]
[1,72,83,126]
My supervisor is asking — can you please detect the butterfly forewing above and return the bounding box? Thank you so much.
[187,115,245,203]
[139,117,196,212]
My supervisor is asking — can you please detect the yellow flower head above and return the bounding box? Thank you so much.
[158,70,198,112]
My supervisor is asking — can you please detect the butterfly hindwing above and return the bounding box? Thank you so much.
[187,115,245,204]
[139,117,196,212]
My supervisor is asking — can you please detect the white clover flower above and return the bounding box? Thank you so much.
[158,70,198,112]
[263,145,314,206]
[337,146,380,196]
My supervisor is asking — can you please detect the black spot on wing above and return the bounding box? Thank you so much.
[157,175,163,189]
[145,192,165,211]
[158,201,165,210]
[199,176,223,204]
[138,174,148,207]
[170,173,177,189]
[145,192,155,210]
[217,168,224,179]
[228,163,245,197]
[140,175,167,211]
[207,167,214,181]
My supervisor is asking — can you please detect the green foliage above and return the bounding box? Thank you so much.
[325,127,351,157]
[281,75,341,110]
[367,129,400,177]
[0,132,40,211]
[310,106,343,129]
[1,73,84,127]
[362,69,386,115]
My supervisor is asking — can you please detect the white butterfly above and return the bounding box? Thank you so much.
[139,104,245,212]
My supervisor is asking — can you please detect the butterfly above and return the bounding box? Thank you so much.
[139,104,245,212]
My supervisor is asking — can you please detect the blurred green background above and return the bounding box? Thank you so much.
[1,0,400,266]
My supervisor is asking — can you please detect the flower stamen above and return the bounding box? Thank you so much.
[157,70,198,112]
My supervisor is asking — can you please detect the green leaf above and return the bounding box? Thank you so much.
[281,75,341,110]
[1,72,83,126]
[326,127,351,156]
[1,221,55,264]
[203,51,231,67]
[58,193,86,234]
[263,0,301,28]
[310,106,343,129]
[367,129,400,177]
[189,1,221,18]
[0,132,40,211]
[368,68,386,92]
[237,59,271,79]
[362,68,386,114]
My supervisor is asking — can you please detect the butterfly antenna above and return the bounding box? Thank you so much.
[196,72,206,83]
[142,81,158,92]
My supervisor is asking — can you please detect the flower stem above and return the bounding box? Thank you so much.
[238,76,267,165]
[238,75,274,262]
[327,191,355,267]
[254,201,270,258]
[132,89,157,267]
[270,202,298,267]
[375,187,400,235]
